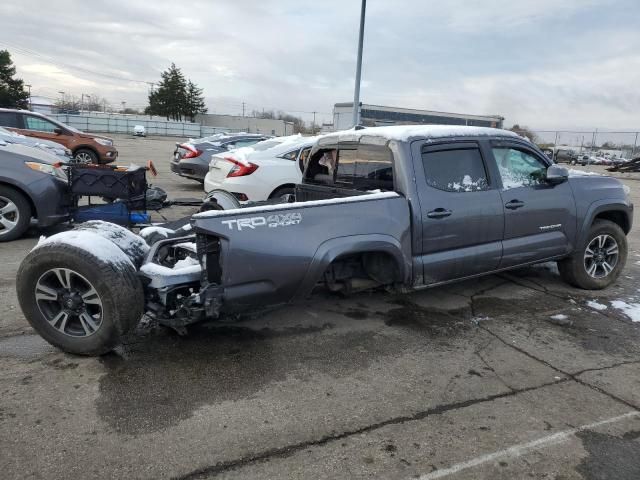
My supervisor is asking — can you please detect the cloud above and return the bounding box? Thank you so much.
[0,0,638,128]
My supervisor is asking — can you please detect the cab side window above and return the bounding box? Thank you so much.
[421,146,489,192]
[24,116,57,133]
[492,148,547,189]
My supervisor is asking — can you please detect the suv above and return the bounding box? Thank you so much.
[554,148,578,164]
[0,109,117,164]
[15,126,633,354]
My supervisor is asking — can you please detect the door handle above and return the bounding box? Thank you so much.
[505,200,525,210]
[427,208,452,219]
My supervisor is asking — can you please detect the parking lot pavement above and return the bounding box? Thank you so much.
[1,135,639,479]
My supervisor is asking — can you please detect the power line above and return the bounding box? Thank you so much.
[0,41,154,85]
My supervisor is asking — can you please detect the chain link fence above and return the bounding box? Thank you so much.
[49,113,242,138]
[531,130,639,160]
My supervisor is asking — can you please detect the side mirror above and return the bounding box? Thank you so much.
[53,127,64,135]
[546,165,569,184]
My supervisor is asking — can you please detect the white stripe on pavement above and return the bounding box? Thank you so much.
[418,411,640,480]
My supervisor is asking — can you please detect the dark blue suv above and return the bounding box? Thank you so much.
[0,141,70,241]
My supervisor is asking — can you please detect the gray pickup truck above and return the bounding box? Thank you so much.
[16,126,633,355]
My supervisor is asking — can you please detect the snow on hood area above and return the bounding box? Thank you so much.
[35,230,134,269]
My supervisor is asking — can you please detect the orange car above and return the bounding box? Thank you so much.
[0,108,118,164]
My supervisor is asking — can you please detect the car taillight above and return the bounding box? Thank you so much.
[225,157,259,177]
[180,144,202,159]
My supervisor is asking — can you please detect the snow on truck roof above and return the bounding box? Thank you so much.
[318,125,521,145]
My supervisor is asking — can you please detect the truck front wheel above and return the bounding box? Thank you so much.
[558,219,627,290]
[16,243,144,355]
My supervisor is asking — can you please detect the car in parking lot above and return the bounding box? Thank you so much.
[0,126,72,161]
[0,140,70,241]
[0,108,118,164]
[170,133,270,182]
[204,135,318,202]
[553,148,578,164]
[133,125,146,137]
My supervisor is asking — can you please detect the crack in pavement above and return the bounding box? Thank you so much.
[478,324,640,412]
[172,378,569,480]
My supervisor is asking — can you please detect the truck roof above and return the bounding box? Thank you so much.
[318,125,521,146]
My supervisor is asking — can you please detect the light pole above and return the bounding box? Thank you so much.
[25,84,32,109]
[352,0,366,127]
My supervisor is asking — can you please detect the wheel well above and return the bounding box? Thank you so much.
[73,145,98,158]
[594,211,630,234]
[325,251,401,288]
[269,184,296,198]
[0,182,37,219]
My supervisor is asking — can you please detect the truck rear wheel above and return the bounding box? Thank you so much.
[558,219,627,290]
[16,242,144,355]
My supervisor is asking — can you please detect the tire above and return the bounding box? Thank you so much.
[269,187,295,202]
[74,148,98,164]
[0,185,32,242]
[558,219,627,290]
[16,242,144,355]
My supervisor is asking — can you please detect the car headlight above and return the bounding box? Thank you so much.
[94,138,113,147]
[25,162,68,182]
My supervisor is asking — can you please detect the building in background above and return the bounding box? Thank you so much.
[29,96,56,115]
[333,102,504,131]
[196,114,286,136]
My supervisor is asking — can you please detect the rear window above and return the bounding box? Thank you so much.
[305,145,394,191]
[0,112,19,128]
[421,147,489,192]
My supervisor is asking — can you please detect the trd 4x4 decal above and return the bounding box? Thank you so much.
[221,212,302,231]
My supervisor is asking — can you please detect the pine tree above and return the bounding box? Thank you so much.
[146,63,187,121]
[185,80,207,122]
[0,50,29,109]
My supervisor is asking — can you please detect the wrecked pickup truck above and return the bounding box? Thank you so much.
[16,125,633,355]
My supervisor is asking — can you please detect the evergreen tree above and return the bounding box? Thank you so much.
[0,50,29,109]
[146,63,188,121]
[185,80,207,122]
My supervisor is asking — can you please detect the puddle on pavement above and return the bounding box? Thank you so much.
[576,429,640,479]
[382,298,472,336]
[0,334,55,359]
[96,321,423,435]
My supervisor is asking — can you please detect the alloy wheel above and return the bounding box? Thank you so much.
[35,268,103,337]
[584,234,619,279]
[0,196,19,236]
[74,152,93,163]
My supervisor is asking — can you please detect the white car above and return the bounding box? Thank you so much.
[133,125,146,137]
[203,135,318,202]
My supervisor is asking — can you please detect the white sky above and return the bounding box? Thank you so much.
[1,0,639,131]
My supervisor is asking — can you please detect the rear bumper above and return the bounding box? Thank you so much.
[170,157,208,181]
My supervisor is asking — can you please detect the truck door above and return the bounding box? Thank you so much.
[412,141,505,284]
[488,141,577,268]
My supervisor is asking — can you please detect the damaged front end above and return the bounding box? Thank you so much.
[139,231,224,330]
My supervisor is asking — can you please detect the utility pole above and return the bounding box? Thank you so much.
[312,111,317,133]
[632,132,638,159]
[121,101,126,113]
[242,102,246,117]
[103,99,107,113]
[58,91,65,113]
[352,0,366,127]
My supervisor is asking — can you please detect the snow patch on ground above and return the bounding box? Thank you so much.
[35,230,134,269]
[610,300,640,322]
[550,314,568,321]
[568,169,603,177]
[587,300,608,311]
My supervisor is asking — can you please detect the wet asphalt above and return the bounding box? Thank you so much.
[1,135,639,479]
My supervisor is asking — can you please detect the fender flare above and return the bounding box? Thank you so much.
[294,234,411,299]
[577,199,632,246]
